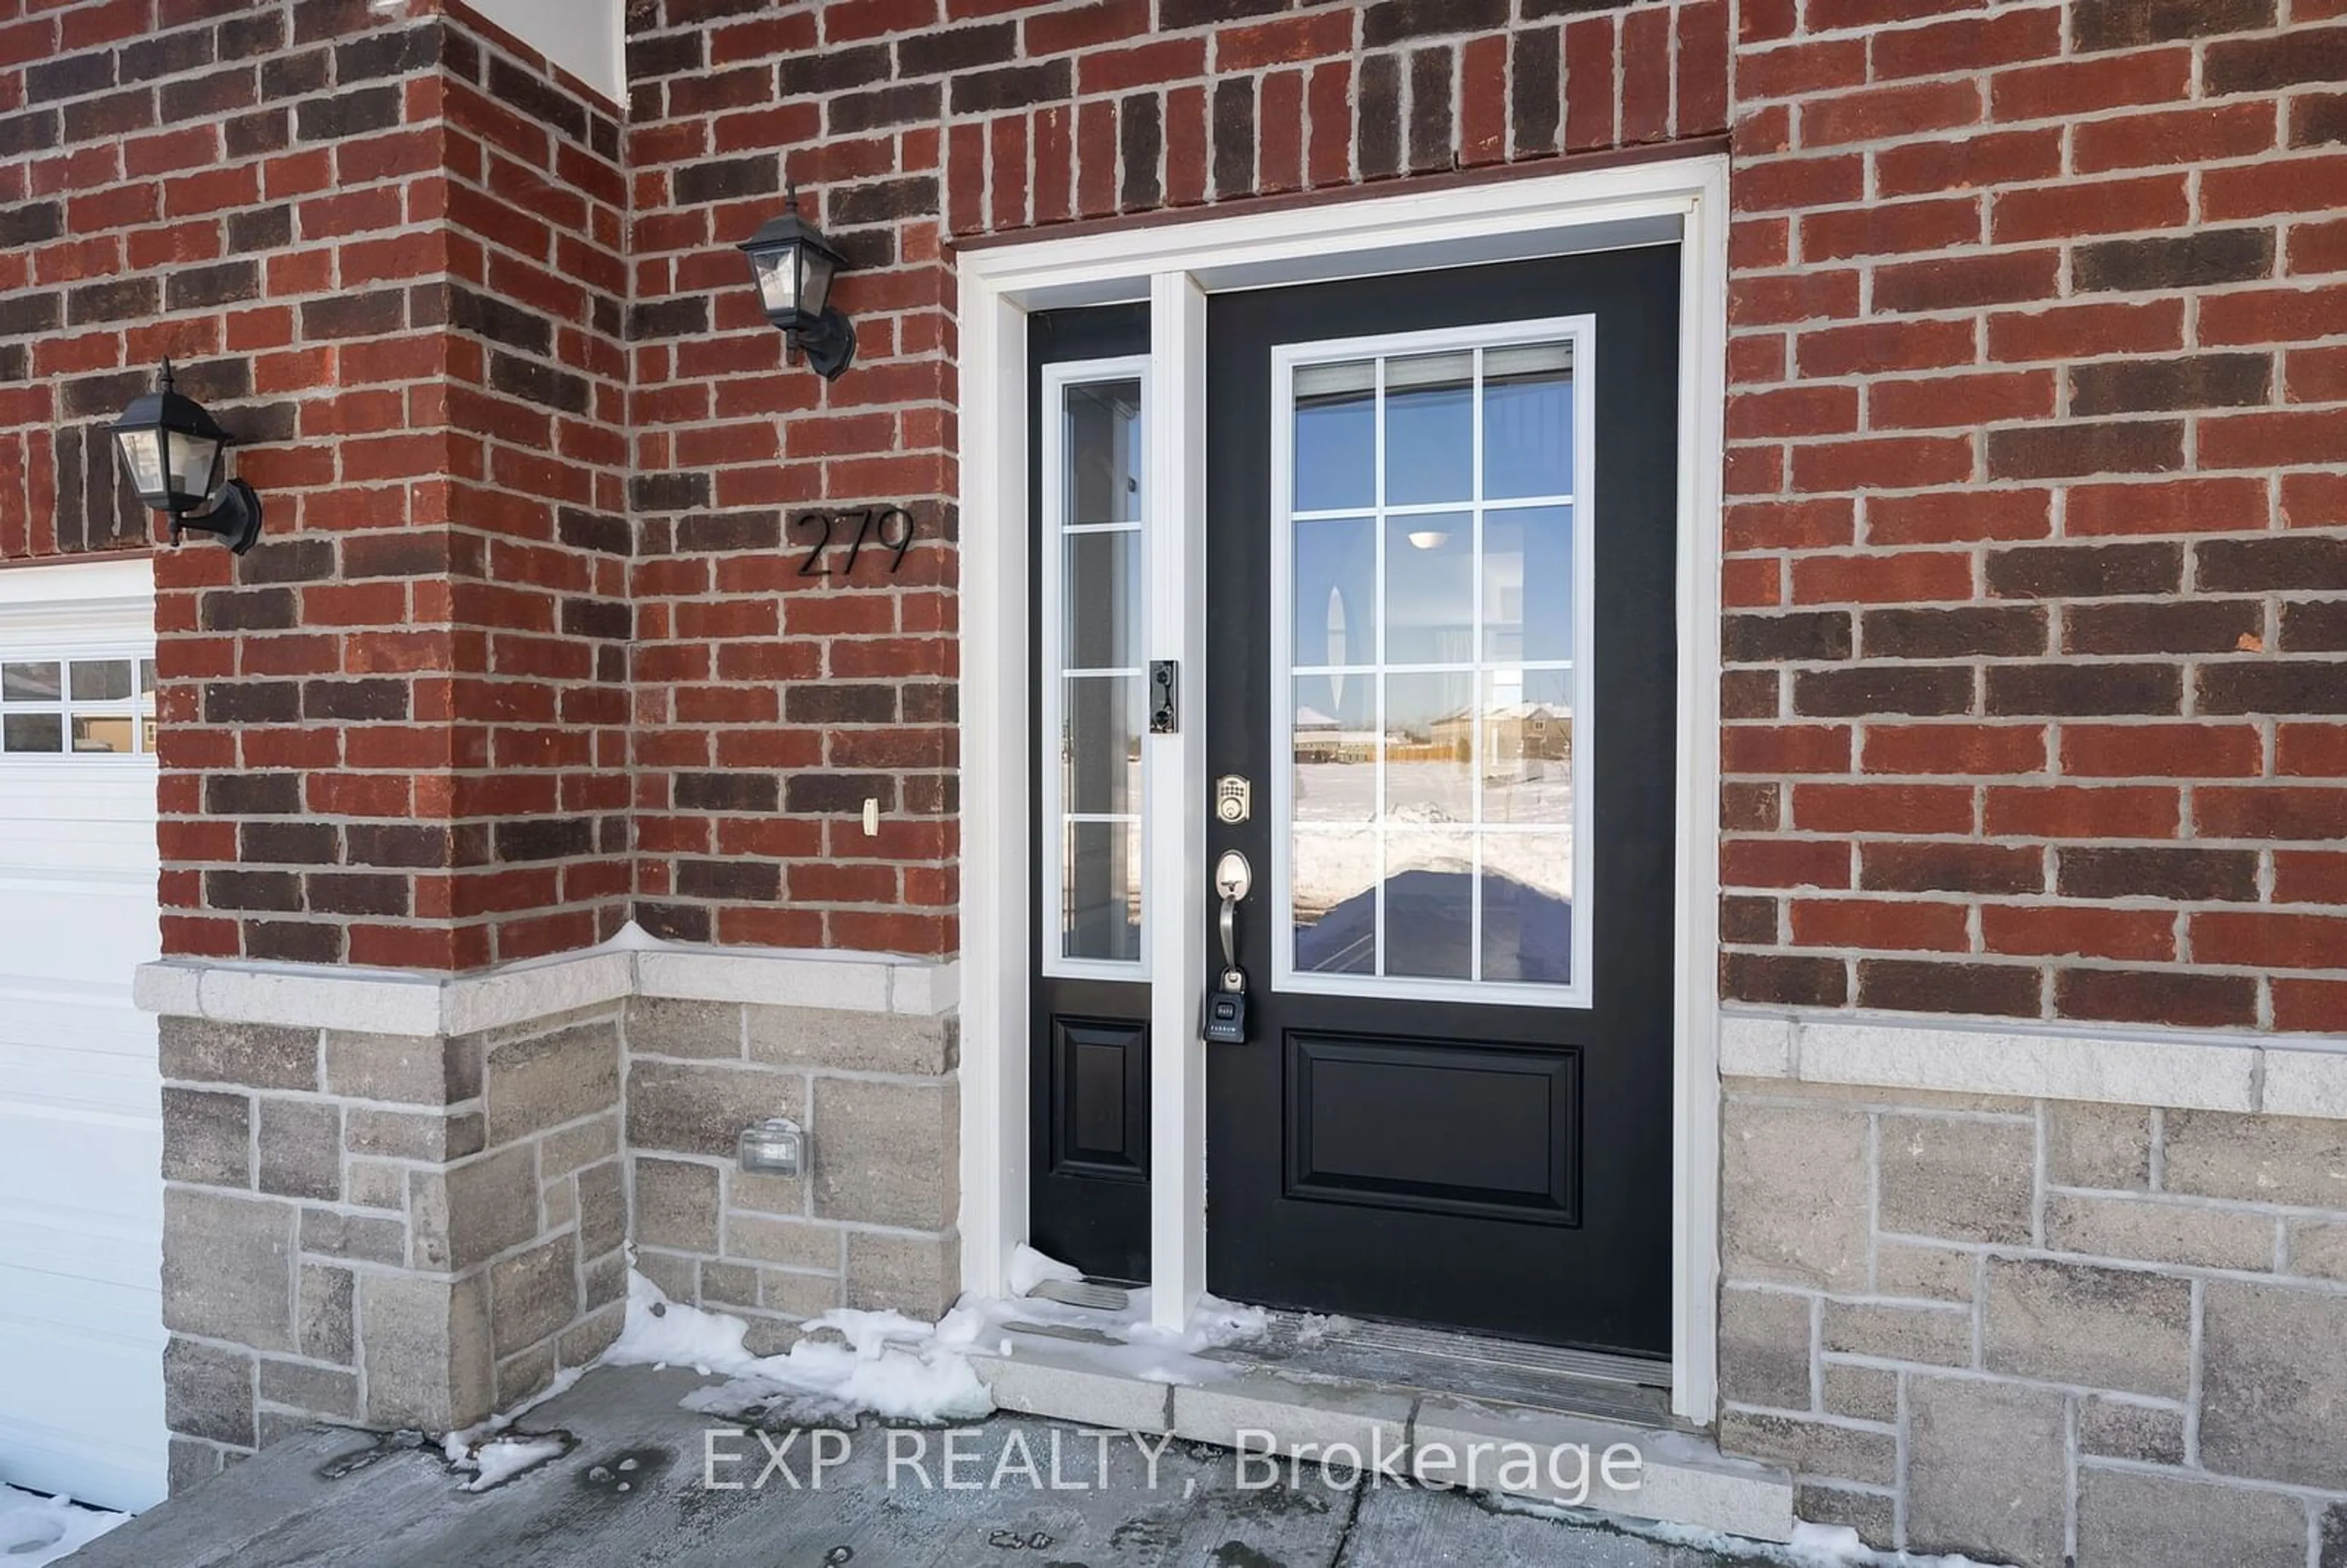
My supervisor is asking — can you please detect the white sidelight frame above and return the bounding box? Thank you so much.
[1037,354,1155,981]
[958,153,1730,1421]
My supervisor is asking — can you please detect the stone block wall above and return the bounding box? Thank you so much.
[156,1007,626,1488]
[623,996,961,1354]
[1718,1075,2347,1568]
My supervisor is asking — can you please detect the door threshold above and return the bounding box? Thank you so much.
[969,1320,1793,1545]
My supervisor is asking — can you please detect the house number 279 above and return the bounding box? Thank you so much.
[795,507,918,576]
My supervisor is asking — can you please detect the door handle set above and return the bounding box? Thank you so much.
[1205,849,1252,1044]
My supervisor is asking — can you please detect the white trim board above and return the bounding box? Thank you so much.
[957,154,1732,1423]
[0,555,153,608]
[1722,1006,2347,1122]
[134,922,958,1038]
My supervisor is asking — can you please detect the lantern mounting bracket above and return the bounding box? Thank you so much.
[172,478,265,556]
[790,306,858,382]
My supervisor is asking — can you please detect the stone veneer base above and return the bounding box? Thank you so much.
[1719,1072,2347,1568]
[141,929,959,1492]
[146,939,2347,1564]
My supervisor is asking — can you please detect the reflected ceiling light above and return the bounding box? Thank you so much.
[1407,529,1450,550]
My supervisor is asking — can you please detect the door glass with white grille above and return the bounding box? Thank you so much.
[1277,330,1592,1007]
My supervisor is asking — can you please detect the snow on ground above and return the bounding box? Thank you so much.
[454,1435,571,1495]
[600,1248,1275,1426]
[1005,1241,1082,1298]
[0,1485,125,1567]
[439,1364,586,1490]
[604,1270,993,1424]
[441,1250,1981,1567]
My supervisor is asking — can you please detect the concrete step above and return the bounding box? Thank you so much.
[968,1339,1796,1544]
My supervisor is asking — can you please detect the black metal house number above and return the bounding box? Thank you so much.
[795,506,917,576]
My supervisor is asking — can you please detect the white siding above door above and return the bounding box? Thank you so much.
[0,557,165,1511]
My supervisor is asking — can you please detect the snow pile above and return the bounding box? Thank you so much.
[454,1434,571,1494]
[603,1270,994,1424]
[0,1486,125,1567]
[438,1364,585,1492]
[1780,1522,1986,1567]
[1005,1242,1082,1298]
[601,1251,1278,1426]
[601,1270,755,1376]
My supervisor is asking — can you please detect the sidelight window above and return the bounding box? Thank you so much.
[1041,361,1150,973]
[1276,323,1594,1007]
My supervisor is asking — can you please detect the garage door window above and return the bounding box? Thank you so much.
[1,656,156,755]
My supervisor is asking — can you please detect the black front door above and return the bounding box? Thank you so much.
[1204,248,1681,1356]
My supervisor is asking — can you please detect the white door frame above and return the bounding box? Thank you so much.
[957,152,1729,1423]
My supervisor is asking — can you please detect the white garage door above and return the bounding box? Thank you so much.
[0,557,165,1511]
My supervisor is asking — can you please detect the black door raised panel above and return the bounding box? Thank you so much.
[1204,248,1681,1355]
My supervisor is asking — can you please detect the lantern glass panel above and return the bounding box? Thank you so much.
[752,246,800,318]
[114,427,167,502]
[799,247,836,319]
[167,429,223,504]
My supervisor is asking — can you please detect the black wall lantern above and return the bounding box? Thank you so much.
[111,360,263,555]
[738,181,856,381]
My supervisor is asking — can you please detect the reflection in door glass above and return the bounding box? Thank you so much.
[1383,353,1474,505]
[1482,832,1571,983]
[1482,669,1574,826]
[1482,506,1573,664]
[1049,373,1146,968]
[1483,343,1574,499]
[1063,819,1142,964]
[1067,380,1142,524]
[1063,675,1141,818]
[1293,364,1375,512]
[1383,513,1474,664]
[1067,531,1142,669]
[1291,676,1373,824]
[1381,829,1475,980]
[1291,516,1375,665]
[1290,832,1375,975]
[1383,672,1475,821]
[1285,335,1582,995]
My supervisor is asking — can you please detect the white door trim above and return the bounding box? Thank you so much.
[956,152,1729,1422]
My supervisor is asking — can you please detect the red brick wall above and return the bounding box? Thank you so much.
[0,0,630,970]
[620,0,1732,956]
[1720,0,2347,1035]
[8,0,2346,1028]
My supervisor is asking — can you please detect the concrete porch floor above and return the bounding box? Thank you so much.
[62,1365,1803,1567]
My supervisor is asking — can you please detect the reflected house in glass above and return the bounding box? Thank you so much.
[1430,700,1574,768]
[1292,701,1376,766]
